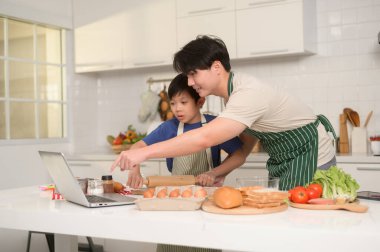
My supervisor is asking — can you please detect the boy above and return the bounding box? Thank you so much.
[123,73,245,188]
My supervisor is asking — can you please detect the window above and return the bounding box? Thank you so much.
[0,17,66,140]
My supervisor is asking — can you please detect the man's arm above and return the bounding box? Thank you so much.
[111,117,247,170]
[196,131,257,186]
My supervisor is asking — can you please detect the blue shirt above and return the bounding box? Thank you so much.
[143,114,243,172]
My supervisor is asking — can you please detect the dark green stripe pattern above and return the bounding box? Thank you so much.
[244,121,319,191]
[157,244,221,252]
[227,72,337,190]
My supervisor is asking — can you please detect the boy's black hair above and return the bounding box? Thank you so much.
[168,74,200,102]
[173,35,231,74]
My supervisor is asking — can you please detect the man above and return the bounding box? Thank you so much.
[111,35,336,190]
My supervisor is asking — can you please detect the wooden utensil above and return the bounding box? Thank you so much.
[350,110,360,127]
[289,201,368,213]
[364,111,373,127]
[201,200,288,215]
[339,114,349,153]
[143,175,196,187]
[343,108,355,126]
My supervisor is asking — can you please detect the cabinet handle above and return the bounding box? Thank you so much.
[357,167,380,171]
[133,60,165,66]
[248,0,287,7]
[68,163,92,167]
[250,49,289,55]
[188,7,223,15]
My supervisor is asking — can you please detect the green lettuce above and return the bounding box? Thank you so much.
[310,166,360,202]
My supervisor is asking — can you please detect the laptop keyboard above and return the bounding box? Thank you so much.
[86,195,116,203]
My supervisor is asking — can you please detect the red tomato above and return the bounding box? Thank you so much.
[291,187,309,204]
[307,183,323,197]
[306,188,320,199]
[288,189,294,200]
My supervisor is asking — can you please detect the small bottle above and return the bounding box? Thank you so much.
[102,175,114,193]
[87,179,104,195]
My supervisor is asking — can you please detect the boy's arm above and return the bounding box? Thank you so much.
[197,132,257,186]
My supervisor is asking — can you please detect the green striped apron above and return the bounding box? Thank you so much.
[157,115,221,252]
[228,72,336,190]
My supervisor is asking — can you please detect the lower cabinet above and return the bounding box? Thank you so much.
[224,161,268,187]
[338,162,380,192]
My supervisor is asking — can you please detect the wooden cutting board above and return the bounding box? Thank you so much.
[201,200,288,215]
[289,200,368,213]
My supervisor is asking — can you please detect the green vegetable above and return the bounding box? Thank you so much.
[310,166,360,202]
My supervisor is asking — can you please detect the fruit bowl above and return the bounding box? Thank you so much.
[111,144,132,154]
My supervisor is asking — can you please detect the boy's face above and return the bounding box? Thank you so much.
[170,91,203,124]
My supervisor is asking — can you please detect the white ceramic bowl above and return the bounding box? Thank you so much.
[370,141,380,156]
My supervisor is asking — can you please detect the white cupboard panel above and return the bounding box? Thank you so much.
[177,11,236,58]
[177,0,235,17]
[74,13,125,72]
[123,0,176,68]
[236,1,306,58]
[236,0,296,10]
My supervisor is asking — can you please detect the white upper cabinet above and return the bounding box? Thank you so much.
[74,0,316,72]
[177,0,235,17]
[236,0,316,58]
[176,0,237,58]
[123,0,176,69]
[75,13,125,72]
[74,0,176,73]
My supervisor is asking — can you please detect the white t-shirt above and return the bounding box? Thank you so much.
[219,72,335,166]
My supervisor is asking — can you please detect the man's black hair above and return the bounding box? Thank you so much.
[168,74,200,102]
[173,35,231,74]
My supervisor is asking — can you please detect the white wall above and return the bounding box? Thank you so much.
[71,0,380,154]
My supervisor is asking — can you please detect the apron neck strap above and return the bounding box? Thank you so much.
[227,72,234,96]
[177,114,214,169]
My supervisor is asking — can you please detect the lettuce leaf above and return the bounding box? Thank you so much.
[310,166,360,202]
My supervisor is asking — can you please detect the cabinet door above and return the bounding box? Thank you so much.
[224,162,268,187]
[68,160,127,182]
[177,0,234,17]
[339,163,380,192]
[236,0,307,58]
[123,0,176,68]
[236,0,294,10]
[74,13,125,72]
[177,11,236,58]
[140,161,161,177]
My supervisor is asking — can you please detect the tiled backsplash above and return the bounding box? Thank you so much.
[72,0,380,153]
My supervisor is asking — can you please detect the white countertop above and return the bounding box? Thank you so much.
[1,186,380,252]
[67,152,380,164]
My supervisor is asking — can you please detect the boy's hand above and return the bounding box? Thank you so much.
[127,168,144,189]
[196,171,217,187]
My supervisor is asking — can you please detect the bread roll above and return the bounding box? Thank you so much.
[213,186,243,209]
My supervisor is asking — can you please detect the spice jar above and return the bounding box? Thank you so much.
[102,175,114,193]
[87,179,104,195]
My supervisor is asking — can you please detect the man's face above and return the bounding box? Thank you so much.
[187,65,219,97]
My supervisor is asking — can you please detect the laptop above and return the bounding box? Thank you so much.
[39,151,136,207]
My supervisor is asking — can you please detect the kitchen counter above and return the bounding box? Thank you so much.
[1,186,380,252]
[68,152,380,164]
